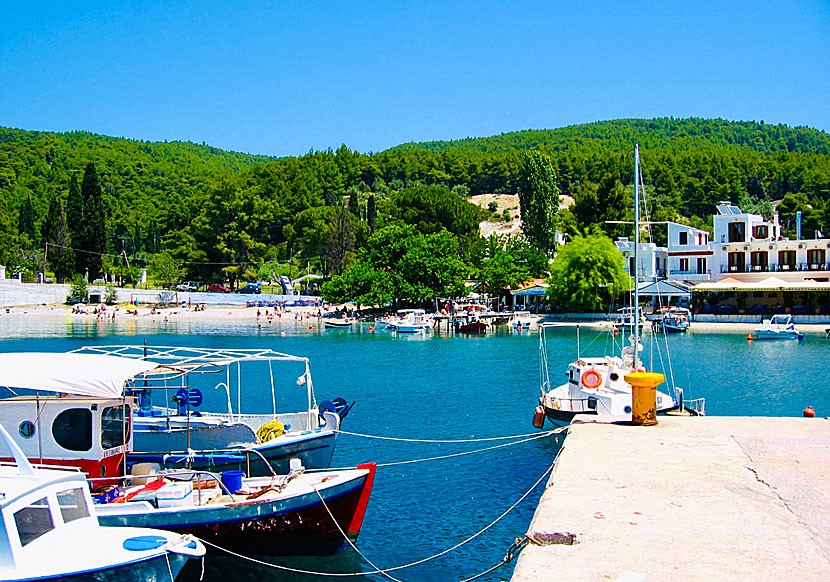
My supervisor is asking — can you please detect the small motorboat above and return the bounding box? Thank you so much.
[753,314,803,340]
[456,319,487,334]
[511,311,536,331]
[385,309,431,333]
[0,423,204,582]
[652,307,691,333]
[96,460,376,554]
[323,317,353,328]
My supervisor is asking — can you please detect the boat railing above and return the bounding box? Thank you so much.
[89,468,240,501]
[683,398,706,416]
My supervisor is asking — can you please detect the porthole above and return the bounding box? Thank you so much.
[18,421,35,439]
[609,372,619,382]
[624,406,632,414]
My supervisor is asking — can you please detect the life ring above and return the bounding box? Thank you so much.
[553,400,560,410]
[581,369,602,389]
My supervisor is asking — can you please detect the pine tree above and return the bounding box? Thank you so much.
[80,162,108,279]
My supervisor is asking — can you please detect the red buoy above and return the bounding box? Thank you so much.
[804,406,816,418]
[746,334,753,341]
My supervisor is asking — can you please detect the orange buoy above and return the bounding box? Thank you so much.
[804,406,816,418]
[746,334,753,341]
[369,326,375,332]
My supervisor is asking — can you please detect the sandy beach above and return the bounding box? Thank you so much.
[1,303,828,335]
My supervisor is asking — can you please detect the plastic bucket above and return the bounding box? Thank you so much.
[221,470,245,493]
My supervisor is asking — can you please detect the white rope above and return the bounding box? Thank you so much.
[196,461,554,579]
[324,429,566,470]
[334,428,561,443]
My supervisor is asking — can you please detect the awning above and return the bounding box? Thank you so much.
[637,280,691,297]
[693,277,830,293]
[0,353,162,398]
[512,285,549,296]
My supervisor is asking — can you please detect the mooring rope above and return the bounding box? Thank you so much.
[196,461,553,580]
[322,428,566,471]
[334,427,561,443]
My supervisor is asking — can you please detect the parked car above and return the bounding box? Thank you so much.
[207,283,231,293]
[237,285,261,294]
[176,281,199,292]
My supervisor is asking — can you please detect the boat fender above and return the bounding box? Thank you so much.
[581,369,603,389]
[532,405,545,428]
[804,406,816,418]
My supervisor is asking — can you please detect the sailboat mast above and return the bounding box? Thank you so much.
[633,144,640,370]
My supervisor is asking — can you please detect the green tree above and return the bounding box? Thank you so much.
[347,186,360,217]
[390,184,484,238]
[65,175,83,275]
[548,234,631,312]
[323,224,468,305]
[17,195,38,247]
[367,194,377,232]
[42,193,75,282]
[518,151,560,252]
[148,251,183,289]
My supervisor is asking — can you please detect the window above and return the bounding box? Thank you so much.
[696,257,707,274]
[52,409,92,452]
[679,258,689,272]
[750,251,768,270]
[14,497,54,546]
[728,222,746,243]
[728,252,746,272]
[101,405,130,450]
[807,249,825,268]
[753,225,769,239]
[778,250,796,270]
[679,232,688,245]
[57,488,89,524]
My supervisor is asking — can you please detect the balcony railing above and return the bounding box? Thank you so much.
[720,263,829,274]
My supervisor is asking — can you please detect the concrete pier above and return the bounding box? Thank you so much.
[512,416,830,582]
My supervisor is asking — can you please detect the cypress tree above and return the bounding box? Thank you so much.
[348,187,360,216]
[367,194,377,232]
[65,175,84,276]
[42,194,74,282]
[80,162,108,279]
[518,151,560,253]
[17,195,38,247]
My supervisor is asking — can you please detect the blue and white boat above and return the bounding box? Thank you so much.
[72,345,353,474]
[0,423,204,582]
[753,314,803,340]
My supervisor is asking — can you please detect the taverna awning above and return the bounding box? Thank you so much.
[0,353,163,398]
[693,277,830,293]
[512,279,549,296]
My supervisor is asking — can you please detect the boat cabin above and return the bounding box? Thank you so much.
[0,396,132,480]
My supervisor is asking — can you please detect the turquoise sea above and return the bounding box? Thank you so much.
[1,317,827,581]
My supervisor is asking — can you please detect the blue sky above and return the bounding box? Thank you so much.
[1,1,828,157]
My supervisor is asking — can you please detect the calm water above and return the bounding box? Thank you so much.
[0,316,827,581]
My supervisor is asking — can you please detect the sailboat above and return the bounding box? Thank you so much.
[534,145,705,426]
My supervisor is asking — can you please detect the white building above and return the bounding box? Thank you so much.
[666,223,712,282]
[708,202,828,282]
[615,238,668,283]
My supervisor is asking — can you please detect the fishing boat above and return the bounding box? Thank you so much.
[323,317,354,329]
[534,145,705,427]
[0,423,204,582]
[612,306,646,333]
[753,314,803,340]
[652,307,691,333]
[0,347,352,477]
[455,317,487,334]
[95,460,376,553]
[385,309,431,333]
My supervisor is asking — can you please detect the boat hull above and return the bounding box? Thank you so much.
[98,466,375,554]
[10,547,193,582]
[753,331,803,340]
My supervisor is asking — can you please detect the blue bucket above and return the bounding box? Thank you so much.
[221,470,244,493]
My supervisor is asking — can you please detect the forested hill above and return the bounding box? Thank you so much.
[387,118,830,155]
[2,118,830,283]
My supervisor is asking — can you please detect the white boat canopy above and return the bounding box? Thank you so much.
[0,353,162,398]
